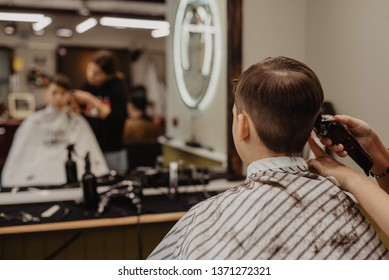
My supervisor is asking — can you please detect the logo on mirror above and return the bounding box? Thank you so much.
[173,0,222,110]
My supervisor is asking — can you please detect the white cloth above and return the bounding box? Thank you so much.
[1,106,109,187]
[148,156,389,260]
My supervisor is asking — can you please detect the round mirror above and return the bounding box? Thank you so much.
[173,0,222,110]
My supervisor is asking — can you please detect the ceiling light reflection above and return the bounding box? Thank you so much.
[76,17,97,33]
[151,28,170,38]
[100,17,170,30]
[0,12,44,22]
[32,16,52,32]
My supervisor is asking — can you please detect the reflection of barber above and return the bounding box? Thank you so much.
[308,115,389,237]
[74,50,127,175]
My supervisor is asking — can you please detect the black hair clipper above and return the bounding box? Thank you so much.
[313,114,373,176]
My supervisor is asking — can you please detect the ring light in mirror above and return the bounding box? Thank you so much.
[173,0,222,110]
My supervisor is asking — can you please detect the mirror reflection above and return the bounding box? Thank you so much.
[0,0,168,188]
[173,0,221,110]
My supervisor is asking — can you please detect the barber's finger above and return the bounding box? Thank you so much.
[319,137,333,146]
[318,137,347,157]
[322,141,348,157]
[327,144,347,156]
[308,136,325,158]
[336,150,348,157]
[335,115,359,129]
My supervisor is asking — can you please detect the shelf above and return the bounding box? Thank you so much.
[158,136,227,164]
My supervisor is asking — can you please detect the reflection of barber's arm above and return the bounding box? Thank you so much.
[73,90,111,119]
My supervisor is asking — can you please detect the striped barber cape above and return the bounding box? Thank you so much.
[147,156,389,260]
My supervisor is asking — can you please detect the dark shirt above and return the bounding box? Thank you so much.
[82,77,127,152]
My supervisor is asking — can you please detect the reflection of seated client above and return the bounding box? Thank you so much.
[124,86,161,172]
[1,74,108,187]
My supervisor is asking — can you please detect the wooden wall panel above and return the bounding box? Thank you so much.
[0,222,175,260]
[227,0,243,176]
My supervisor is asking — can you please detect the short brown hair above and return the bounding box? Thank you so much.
[50,73,72,91]
[234,56,324,154]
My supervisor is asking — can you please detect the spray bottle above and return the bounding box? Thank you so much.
[81,152,99,209]
[65,144,78,185]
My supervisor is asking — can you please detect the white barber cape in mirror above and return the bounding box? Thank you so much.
[1,106,109,187]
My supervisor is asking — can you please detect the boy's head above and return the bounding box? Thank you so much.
[233,56,323,162]
[44,74,72,110]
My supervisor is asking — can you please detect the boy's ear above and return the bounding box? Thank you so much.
[237,112,250,141]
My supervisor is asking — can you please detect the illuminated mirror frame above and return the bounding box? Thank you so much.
[173,0,222,110]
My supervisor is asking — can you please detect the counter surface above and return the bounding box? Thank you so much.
[0,179,239,235]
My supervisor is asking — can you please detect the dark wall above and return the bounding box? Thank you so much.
[56,46,132,90]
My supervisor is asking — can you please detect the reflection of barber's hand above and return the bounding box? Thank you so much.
[73,90,94,105]
[73,90,96,117]
[73,90,110,119]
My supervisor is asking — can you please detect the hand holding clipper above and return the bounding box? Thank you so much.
[313,114,373,175]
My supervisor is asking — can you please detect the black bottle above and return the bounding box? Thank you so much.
[81,152,99,209]
[65,144,78,185]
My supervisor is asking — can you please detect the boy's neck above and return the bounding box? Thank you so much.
[244,145,302,166]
